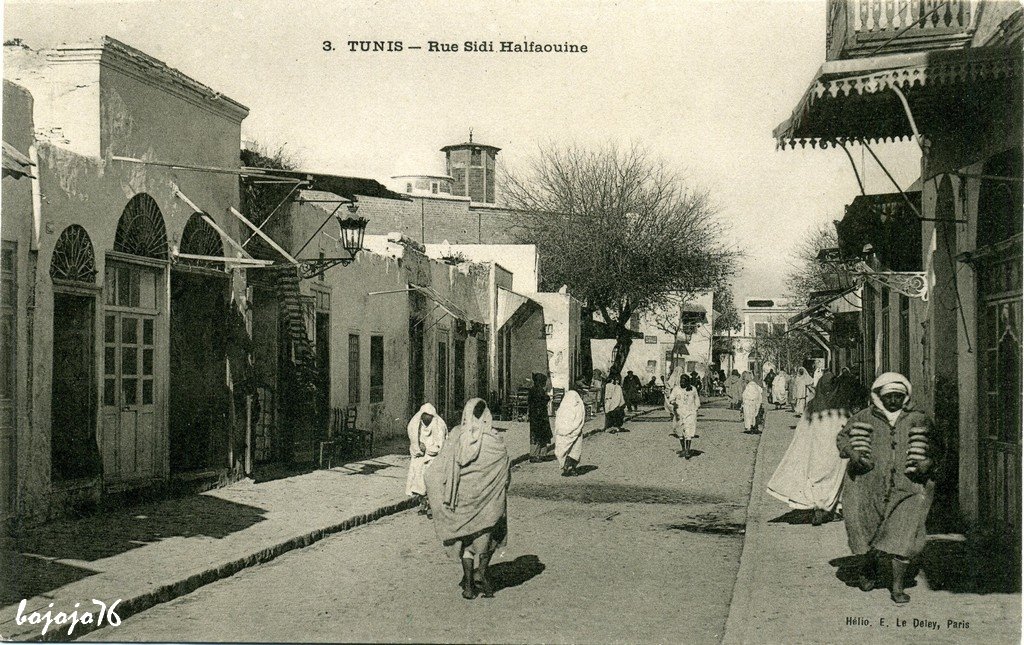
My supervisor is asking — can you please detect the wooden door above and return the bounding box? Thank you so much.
[453,338,466,412]
[0,243,16,522]
[102,262,161,485]
[52,292,99,481]
[437,340,449,424]
[978,245,1023,547]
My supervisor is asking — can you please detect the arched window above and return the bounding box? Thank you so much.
[50,225,97,283]
[178,213,225,270]
[978,147,1023,248]
[114,194,168,260]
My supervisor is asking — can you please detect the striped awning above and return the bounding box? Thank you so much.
[774,46,1022,149]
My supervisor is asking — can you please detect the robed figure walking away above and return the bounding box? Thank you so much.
[836,372,941,605]
[554,383,587,476]
[424,398,511,600]
[527,372,553,462]
[724,369,743,410]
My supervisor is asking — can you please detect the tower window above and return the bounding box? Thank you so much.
[431,182,439,194]
[406,183,412,193]
[471,149,482,165]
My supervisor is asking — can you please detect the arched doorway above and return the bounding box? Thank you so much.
[103,194,168,486]
[169,213,230,473]
[50,225,102,482]
[976,147,1023,550]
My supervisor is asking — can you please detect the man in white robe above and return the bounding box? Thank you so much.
[405,403,448,515]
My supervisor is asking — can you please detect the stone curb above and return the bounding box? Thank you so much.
[720,412,775,645]
[23,494,422,643]
[23,409,655,642]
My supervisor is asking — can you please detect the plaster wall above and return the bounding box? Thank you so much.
[2,43,249,524]
[1,80,37,527]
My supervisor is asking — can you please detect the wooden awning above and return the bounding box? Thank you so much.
[774,47,1022,148]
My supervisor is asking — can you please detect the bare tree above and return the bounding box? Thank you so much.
[785,220,843,304]
[712,285,742,334]
[503,144,740,379]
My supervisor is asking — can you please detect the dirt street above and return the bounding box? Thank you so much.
[87,402,760,644]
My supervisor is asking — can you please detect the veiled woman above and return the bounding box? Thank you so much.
[424,398,511,600]
[663,366,685,416]
[405,403,448,516]
[724,369,743,410]
[766,373,859,525]
[793,367,814,417]
[772,369,789,410]
[554,382,587,476]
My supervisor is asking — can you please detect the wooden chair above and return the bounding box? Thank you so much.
[512,387,531,421]
[341,405,374,459]
[582,389,598,420]
[318,407,345,469]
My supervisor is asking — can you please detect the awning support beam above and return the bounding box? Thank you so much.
[171,185,254,260]
[173,252,274,267]
[839,141,866,196]
[860,141,923,219]
[113,156,306,183]
[890,85,923,150]
[229,206,299,265]
[294,203,343,258]
[242,182,304,248]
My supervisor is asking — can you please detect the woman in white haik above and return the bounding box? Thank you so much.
[405,403,448,516]
[554,381,587,476]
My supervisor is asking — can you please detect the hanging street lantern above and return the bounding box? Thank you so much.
[337,203,368,258]
[298,201,370,279]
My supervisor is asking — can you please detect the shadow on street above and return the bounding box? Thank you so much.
[1,495,268,605]
[828,536,1021,595]
[490,555,546,592]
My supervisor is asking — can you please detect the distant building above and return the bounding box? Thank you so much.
[392,174,454,197]
[441,136,500,204]
[714,297,804,377]
[360,135,516,245]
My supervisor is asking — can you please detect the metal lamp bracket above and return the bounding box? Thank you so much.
[298,254,357,279]
[852,261,928,301]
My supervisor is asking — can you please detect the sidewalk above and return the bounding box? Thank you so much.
[0,408,628,642]
[723,409,1021,645]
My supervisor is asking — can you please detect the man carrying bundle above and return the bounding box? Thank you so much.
[836,372,941,605]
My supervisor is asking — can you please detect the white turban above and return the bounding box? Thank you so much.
[872,372,912,398]
[871,372,912,422]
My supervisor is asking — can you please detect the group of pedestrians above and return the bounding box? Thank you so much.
[404,397,511,600]
[402,371,601,600]
[402,361,939,605]
[766,369,939,605]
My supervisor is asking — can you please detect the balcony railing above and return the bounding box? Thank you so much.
[826,0,975,61]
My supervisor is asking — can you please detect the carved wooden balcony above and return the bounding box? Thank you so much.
[826,0,975,61]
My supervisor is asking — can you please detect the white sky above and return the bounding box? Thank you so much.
[3,0,920,299]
